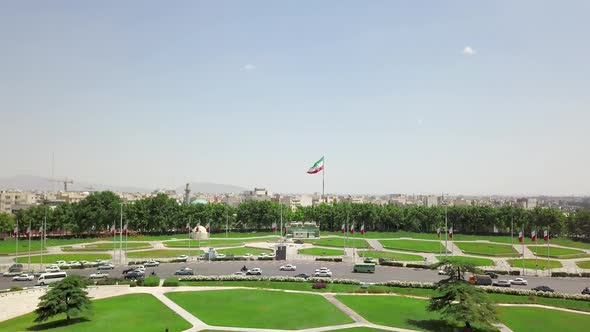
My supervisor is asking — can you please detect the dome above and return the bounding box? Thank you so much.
[192,199,209,204]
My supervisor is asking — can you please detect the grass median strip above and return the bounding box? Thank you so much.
[360,250,424,261]
[379,239,448,253]
[527,245,589,259]
[576,260,590,269]
[126,249,204,259]
[163,239,260,248]
[63,242,152,251]
[216,247,273,255]
[454,242,519,257]
[166,289,354,329]
[498,306,590,332]
[307,237,371,248]
[298,247,345,256]
[507,258,562,270]
[435,255,495,267]
[15,253,111,264]
[0,293,191,332]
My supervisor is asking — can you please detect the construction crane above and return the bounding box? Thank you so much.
[49,178,74,192]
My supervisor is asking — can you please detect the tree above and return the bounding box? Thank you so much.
[34,275,92,323]
[428,259,498,330]
[0,212,15,234]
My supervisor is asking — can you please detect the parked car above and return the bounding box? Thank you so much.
[438,269,449,275]
[124,271,144,279]
[258,253,268,258]
[55,260,68,267]
[234,271,246,276]
[122,267,136,274]
[45,265,60,273]
[484,271,498,279]
[378,258,391,264]
[242,253,253,258]
[216,254,226,259]
[280,264,297,271]
[532,285,554,292]
[581,287,590,295]
[8,264,24,273]
[315,267,330,272]
[89,272,109,279]
[314,270,333,277]
[509,278,528,285]
[135,265,146,273]
[294,273,311,279]
[175,267,194,275]
[364,257,378,264]
[144,260,160,267]
[267,253,276,259]
[177,255,188,261]
[493,280,511,287]
[97,263,115,270]
[68,261,82,268]
[94,259,106,264]
[12,274,34,281]
[246,268,262,275]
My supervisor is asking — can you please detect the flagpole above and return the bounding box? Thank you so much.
[119,203,123,265]
[40,210,46,271]
[188,216,192,257]
[322,156,325,202]
[280,204,283,241]
[15,220,18,266]
[352,224,356,263]
[112,221,115,260]
[547,226,550,276]
[445,205,448,258]
[27,221,31,272]
[521,225,525,276]
[535,227,538,276]
[511,214,514,248]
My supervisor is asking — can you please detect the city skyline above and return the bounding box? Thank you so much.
[1,1,589,196]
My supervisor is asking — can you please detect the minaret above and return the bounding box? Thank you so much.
[184,183,191,205]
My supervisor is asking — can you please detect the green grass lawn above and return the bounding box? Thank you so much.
[298,247,345,256]
[0,293,191,332]
[126,249,204,259]
[166,289,353,329]
[360,250,424,261]
[527,245,589,259]
[308,237,371,248]
[15,253,111,264]
[488,293,590,312]
[435,255,495,267]
[62,242,152,251]
[507,258,562,270]
[379,240,448,253]
[576,260,590,269]
[454,242,519,257]
[216,247,273,255]
[163,239,269,248]
[0,238,105,255]
[210,232,278,238]
[498,306,590,332]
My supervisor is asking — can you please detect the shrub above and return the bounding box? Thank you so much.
[551,272,568,277]
[312,282,327,289]
[163,278,180,287]
[143,276,160,287]
[9,286,23,292]
[315,257,343,262]
[508,270,520,276]
[582,273,590,278]
[129,280,137,287]
[380,261,404,267]
[405,263,431,269]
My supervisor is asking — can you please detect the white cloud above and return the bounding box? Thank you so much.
[462,46,476,56]
[243,64,256,71]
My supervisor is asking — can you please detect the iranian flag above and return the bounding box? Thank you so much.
[206,223,210,233]
[349,224,355,235]
[185,223,190,233]
[436,227,441,239]
[111,223,116,235]
[26,225,31,238]
[307,157,324,174]
[341,223,345,234]
[272,223,277,232]
[531,230,536,242]
[544,230,549,242]
[12,225,18,237]
[448,227,453,240]
[518,231,523,243]
[360,224,365,235]
[123,223,128,235]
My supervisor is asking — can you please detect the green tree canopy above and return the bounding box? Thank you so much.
[34,275,92,323]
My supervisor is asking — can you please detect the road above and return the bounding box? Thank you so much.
[3,260,589,294]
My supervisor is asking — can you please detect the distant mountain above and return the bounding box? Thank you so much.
[177,182,248,194]
[0,175,151,193]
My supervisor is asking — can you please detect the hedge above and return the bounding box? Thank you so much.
[405,263,434,269]
[143,276,160,287]
[162,278,180,287]
[315,257,343,262]
[551,272,590,278]
[380,261,404,267]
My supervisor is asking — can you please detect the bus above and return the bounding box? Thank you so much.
[353,263,376,273]
[37,272,68,286]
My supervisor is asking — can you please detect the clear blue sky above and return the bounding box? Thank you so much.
[1,1,588,195]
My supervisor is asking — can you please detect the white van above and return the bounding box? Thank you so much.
[37,272,67,286]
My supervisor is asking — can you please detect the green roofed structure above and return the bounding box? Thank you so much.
[286,221,320,239]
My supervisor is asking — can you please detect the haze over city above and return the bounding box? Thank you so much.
[1,1,589,196]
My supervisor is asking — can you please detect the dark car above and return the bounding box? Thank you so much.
[124,271,144,279]
[532,285,554,292]
[484,271,498,279]
[582,287,590,295]
[378,258,391,264]
[294,273,311,279]
[122,267,135,275]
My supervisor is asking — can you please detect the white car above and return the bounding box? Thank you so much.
[68,261,82,268]
[97,263,115,270]
[314,270,333,277]
[509,278,528,285]
[258,253,268,258]
[280,264,297,271]
[438,269,449,275]
[135,265,146,272]
[242,253,253,258]
[246,268,262,275]
[55,260,68,267]
[144,260,160,267]
[89,271,109,279]
[177,255,188,261]
[234,271,246,276]
[216,254,226,259]
[267,253,276,259]
[315,267,330,273]
[45,266,60,273]
[12,274,34,281]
